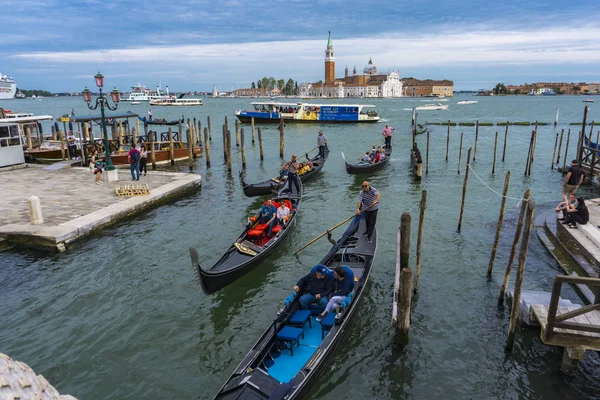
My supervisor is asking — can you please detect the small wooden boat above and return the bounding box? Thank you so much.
[190,180,302,295]
[343,145,392,174]
[208,214,376,399]
[240,147,329,197]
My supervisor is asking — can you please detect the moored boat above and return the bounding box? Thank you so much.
[207,214,376,399]
[190,181,302,295]
[241,146,329,197]
[343,144,391,174]
[415,103,448,111]
[235,101,379,123]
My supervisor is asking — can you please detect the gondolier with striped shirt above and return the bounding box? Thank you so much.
[356,181,380,243]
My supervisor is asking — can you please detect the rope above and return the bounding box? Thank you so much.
[467,164,528,207]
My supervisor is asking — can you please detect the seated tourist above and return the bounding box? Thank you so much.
[371,151,381,164]
[306,160,313,169]
[564,195,589,229]
[556,196,577,219]
[276,201,290,226]
[280,162,289,178]
[316,266,352,321]
[293,265,333,309]
[361,152,371,163]
[298,162,311,175]
[256,200,277,225]
[379,148,386,161]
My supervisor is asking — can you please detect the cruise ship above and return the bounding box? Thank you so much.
[0,73,17,100]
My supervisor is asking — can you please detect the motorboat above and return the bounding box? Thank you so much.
[583,99,594,103]
[235,101,380,123]
[415,103,448,111]
[149,97,203,106]
[456,100,478,105]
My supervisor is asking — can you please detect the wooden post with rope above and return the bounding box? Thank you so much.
[551,132,559,170]
[251,117,255,144]
[556,128,565,166]
[415,190,427,294]
[241,127,246,170]
[499,189,530,304]
[492,131,498,175]
[258,127,264,161]
[473,120,479,161]
[562,129,571,174]
[457,132,464,175]
[487,170,510,276]
[203,127,211,167]
[446,120,450,162]
[457,148,472,233]
[506,196,535,350]
[502,122,509,162]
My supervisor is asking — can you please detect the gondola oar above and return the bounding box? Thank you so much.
[352,138,385,161]
[293,215,355,255]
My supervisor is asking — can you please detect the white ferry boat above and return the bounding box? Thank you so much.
[121,83,172,102]
[149,97,203,106]
[235,101,379,123]
[415,103,449,111]
[0,73,17,100]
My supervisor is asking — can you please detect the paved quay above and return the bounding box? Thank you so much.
[0,164,201,252]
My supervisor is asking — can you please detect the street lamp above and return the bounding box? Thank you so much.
[82,72,120,171]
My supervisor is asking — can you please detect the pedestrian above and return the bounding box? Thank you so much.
[562,159,584,203]
[147,109,153,121]
[90,150,102,184]
[287,154,301,194]
[317,130,328,159]
[139,144,148,176]
[128,145,141,181]
[382,124,394,150]
[66,130,77,159]
[356,181,380,243]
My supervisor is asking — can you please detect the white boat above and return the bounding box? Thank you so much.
[121,83,173,102]
[0,113,53,167]
[583,99,594,103]
[31,95,43,100]
[131,101,141,105]
[0,73,17,100]
[149,97,203,106]
[415,103,449,111]
[456,100,478,105]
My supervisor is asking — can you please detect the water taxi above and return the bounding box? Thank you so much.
[149,97,203,106]
[235,101,379,123]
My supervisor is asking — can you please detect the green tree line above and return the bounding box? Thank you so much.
[17,88,52,97]
[251,77,299,95]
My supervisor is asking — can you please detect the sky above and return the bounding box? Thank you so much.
[2,0,600,92]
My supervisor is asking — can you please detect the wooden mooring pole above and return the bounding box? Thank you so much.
[187,120,194,170]
[251,117,255,144]
[207,115,212,141]
[577,106,589,164]
[279,117,285,158]
[562,129,571,174]
[235,119,240,146]
[446,120,451,162]
[241,127,246,170]
[506,196,535,350]
[457,148,472,232]
[473,120,479,161]
[524,131,533,176]
[258,127,264,161]
[425,131,430,174]
[414,190,427,294]
[499,189,531,304]
[226,129,232,172]
[492,131,498,175]
[222,124,227,161]
[203,127,211,167]
[556,128,565,166]
[551,132,559,170]
[59,130,66,160]
[487,170,511,276]
[169,127,175,166]
[502,122,509,162]
[392,212,412,343]
[457,132,464,174]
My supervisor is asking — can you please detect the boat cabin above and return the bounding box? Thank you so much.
[0,114,53,167]
[236,101,379,123]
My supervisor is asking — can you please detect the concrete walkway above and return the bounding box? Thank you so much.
[0,164,200,252]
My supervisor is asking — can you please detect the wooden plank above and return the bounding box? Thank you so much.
[533,304,600,337]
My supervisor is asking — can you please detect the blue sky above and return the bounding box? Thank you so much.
[3,0,600,92]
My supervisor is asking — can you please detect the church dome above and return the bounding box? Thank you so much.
[363,58,377,75]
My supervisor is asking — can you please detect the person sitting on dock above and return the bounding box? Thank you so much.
[316,266,352,322]
[293,265,333,310]
[564,195,589,229]
[562,160,584,203]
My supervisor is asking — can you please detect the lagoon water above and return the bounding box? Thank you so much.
[1,95,599,399]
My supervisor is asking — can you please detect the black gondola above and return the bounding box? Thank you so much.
[210,214,376,399]
[240,147,329,197]
[190,180,302,295]
[343,144,392,174]
[138,117,183,126]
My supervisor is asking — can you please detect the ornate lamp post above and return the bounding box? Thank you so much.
[82,72,120,171]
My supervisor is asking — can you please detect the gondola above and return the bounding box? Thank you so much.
[240,146,329,197]
[343,144,392,174]
[190,180,302,295]
[210,214,376,399]
[138,117,183,126]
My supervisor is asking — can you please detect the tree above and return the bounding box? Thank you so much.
[284,78,294,95]
[294,81,298,95]
[261,77,270,90]
[268,77,276,90]
[257,80,262,89]
[584,89,590,94]
[493,83,506,95]
[277,79,285,91]
[251,82,256,89]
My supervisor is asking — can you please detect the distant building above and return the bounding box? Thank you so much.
[299,32,403,98]
[401,79,454,97]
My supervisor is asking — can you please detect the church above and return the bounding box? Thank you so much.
[299,32,403,98]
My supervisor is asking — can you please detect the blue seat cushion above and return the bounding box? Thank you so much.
[289,310,311,325]
[277,326,303,341]
[321,312,336,329]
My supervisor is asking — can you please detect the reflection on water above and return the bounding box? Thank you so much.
[0,96,599,399]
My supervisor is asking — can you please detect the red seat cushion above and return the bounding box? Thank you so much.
[254,223,268,230]
[272,225,283,233]
[247,229,264,237]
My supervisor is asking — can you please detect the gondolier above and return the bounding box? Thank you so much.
[317,130,328,159]
[356,181,380,243]
[382,124,393,150]
[287,154,301,194]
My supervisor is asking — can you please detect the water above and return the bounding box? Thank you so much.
[1,95,599,399]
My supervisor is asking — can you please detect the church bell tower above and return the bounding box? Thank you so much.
[324,31,335,83]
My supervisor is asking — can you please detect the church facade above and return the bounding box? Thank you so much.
[299,32,403,98]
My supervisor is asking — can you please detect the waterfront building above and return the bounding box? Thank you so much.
[401,79,454,97]
[299,32,403,98]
